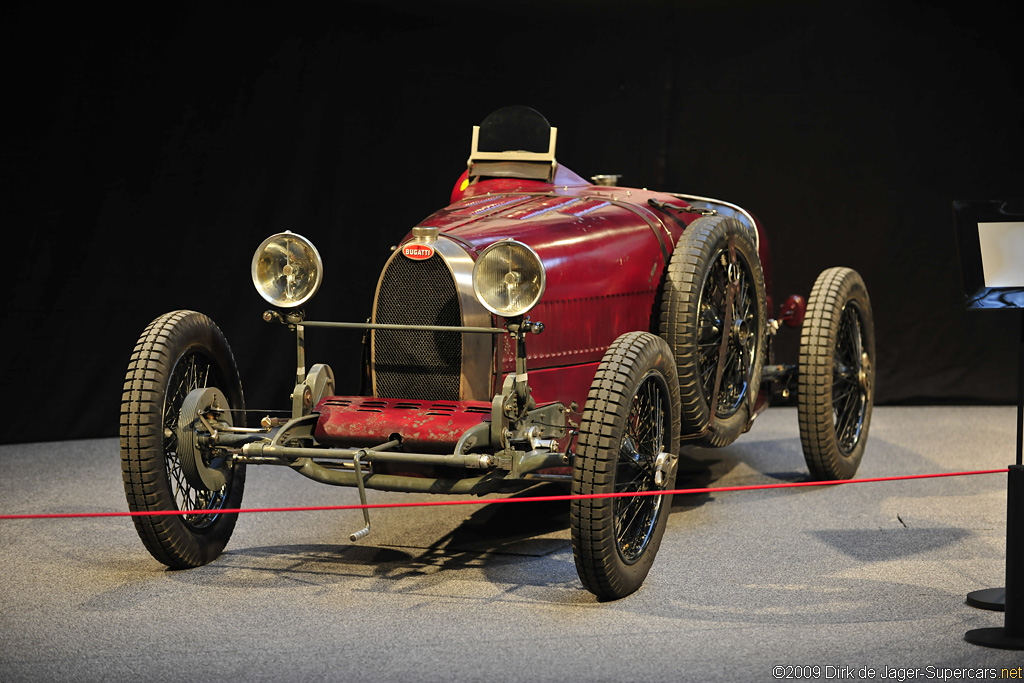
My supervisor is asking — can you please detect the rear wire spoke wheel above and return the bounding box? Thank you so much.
[120,310,246,567]
[798,268,875,480]
[572,332,681,600]
[659,215,766,448]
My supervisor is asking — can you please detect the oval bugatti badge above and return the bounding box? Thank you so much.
[402,244,435,260]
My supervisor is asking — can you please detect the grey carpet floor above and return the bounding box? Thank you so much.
[1,406,1021,682]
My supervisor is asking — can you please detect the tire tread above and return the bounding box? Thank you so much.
[119,310,245,568]
[798,268,874,480]
[571,332,681,599]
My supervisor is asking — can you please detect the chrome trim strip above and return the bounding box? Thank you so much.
[669,193,760,251]
[436,237,494,401]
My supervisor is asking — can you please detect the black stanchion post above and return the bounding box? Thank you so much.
[965,312,1024,649]
[1008,465,1024,637]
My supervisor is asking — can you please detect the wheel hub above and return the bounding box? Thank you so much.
[731,317,750,345]
[653,451,676,488]
[859,352,872,393]
[176,387,233,491]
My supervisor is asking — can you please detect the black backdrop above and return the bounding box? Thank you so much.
[2,0,1021,444]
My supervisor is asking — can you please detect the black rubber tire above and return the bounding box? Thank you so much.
[571,332,681,600]
[798,268,875,480]
[120,310,246,568]
[659,215,766,447]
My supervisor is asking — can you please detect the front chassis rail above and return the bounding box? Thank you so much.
[289,459,518,495]
[240,440,493,470]
[233,440,567,494]
[199,406,569,498]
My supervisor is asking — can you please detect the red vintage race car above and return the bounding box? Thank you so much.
[120,106,875,599]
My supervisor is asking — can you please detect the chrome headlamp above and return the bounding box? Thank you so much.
[251,232,323,308]
[472,239,546,318]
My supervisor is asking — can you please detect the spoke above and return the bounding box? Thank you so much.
[837,405,855,447]
[617,460,654,487]
[831,383,859,404]
[700,360,717,397]
[736,270,748,315]
[830,304,867,453]
[833,389,863,450]
[613,375,667,562]
[836,306,862,370]
[161,351,228,529]
[653,387,663,453]
[700,246,757,417]
[630,385,655,448]
[616,497,653,549]
[848,308,863,360]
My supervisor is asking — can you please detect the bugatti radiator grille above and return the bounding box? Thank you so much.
[372,254,462,400]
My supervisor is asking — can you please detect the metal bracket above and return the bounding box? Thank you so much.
[489,320,542,449]
[349,449,372,542]
[491,374,516,449]
[292,363,335,419]
[271,412,319,448]
[647,198,718,216]
[507,403,568,478]
[454,422,491,458]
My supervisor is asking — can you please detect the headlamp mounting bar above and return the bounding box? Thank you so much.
[261,310,503,335]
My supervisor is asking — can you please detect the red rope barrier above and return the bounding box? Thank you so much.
[0,468,1008,521]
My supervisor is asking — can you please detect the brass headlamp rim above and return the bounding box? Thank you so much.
[251,231,324,308]
[471,239,547,318]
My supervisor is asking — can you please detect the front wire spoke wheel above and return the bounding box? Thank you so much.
[572,332,681,600]
[120,310,247,568]
[163,351,226,528]
[832,305,868,453]
[614,378,663,561]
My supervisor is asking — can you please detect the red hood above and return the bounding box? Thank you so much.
[412,177,688,374]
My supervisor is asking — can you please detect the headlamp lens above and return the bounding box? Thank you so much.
[472,240,546,317]
[251,232,323,308]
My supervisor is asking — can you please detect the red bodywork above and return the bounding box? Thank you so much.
[315,397,491,453]
[315,165,774,451]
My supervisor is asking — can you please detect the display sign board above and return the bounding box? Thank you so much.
[954,200,1024,309]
